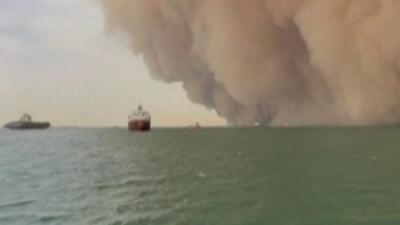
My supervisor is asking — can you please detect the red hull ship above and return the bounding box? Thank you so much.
[129,105,151,132]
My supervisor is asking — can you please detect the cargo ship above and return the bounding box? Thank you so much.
[4,114,50,130]
[129,105,151,131]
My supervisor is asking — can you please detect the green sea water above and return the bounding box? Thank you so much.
[1,127,400,225]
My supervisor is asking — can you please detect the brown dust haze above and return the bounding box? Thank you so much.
[100,0,400,126]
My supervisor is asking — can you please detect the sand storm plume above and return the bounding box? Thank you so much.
[100,0,400,126]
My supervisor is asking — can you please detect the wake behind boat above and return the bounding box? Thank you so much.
[4,114,50,130]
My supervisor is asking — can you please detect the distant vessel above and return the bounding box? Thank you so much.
[129,105,151,131]
[4,114,50,130]
[188,122,201,129]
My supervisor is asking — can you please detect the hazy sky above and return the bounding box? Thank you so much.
[0,0,225,127]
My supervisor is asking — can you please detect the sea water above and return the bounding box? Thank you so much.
[1,127,400,225]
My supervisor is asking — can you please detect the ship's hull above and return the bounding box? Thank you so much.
[129,120,151,131]
[4,121,50,130]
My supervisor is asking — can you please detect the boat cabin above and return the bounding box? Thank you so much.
[129,105,151,121]
[20,114,32,123]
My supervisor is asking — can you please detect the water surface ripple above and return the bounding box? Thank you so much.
[1,127,400,225]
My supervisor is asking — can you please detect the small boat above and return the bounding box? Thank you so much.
[193,122,201,129]
[129,105,151,131]
[4,114,50,130]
